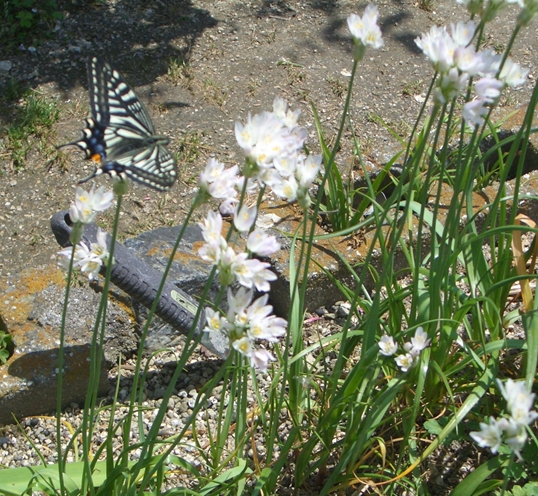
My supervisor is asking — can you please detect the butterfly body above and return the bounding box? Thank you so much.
[60,57,177,191]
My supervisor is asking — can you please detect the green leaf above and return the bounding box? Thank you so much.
[450,456,508,496]
[0,461,111,495]
[424,419,457,445]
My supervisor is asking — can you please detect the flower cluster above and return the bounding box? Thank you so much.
[197,158,241,215]
[415,20,529,127]
[58,186,114,280]
[234,98,321,210]
[347,5,384,62]
[198,99,321,212]
[205,288,287,371]
[378,327,432,372]
[68,185,114,227]
[470,379,538,458]
[58,229,111,280]
[196,97,325,371]
[198,209,279,292]
[198,204,284,372]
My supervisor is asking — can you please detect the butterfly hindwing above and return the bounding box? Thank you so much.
[115,145,177,190]
[60,56,177,191]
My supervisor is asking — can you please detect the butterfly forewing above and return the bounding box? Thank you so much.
[61,56,177,191]
[88,58,112,127]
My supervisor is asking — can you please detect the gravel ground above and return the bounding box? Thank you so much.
[0,305,349,493]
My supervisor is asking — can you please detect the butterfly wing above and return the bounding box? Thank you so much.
[89,57,157,147]
[114,145,177,191]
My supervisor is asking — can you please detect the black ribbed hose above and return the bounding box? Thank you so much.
[51,210,228,358]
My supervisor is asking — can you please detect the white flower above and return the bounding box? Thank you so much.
[227,287,254,323]
[497,379,538,426]
[57,246,75,271]
[271,175,299,202]
[247,229,280,257]
[435,67,468,104]
[223,287,285,372]
[274,155,297,178]
[195,158,239,213]
[502,418,528,458]
[289,125,309,150]
[474,77,504,104]
[395,353,415,372]
[198,210,227,266]
[199,157,226,186]
[499,58,529,87]
[91,230,110,263]
[232,336,253,356]
[259,167,285,188]
[249,314,287,342]
[378,334,398,356]
[244,292,272,321]
[198,241,222,265]
[470,417,504,454]
[474,49,502,77]
[347,13,366,39]
[204,307,227,334]
[73,242,102,280]
[198,210,226,250]
[273,97,301,128]
[209,171,239,201]
[57,229,111,280]
[250,267,277,293]
[450,20,475,46]
[471,379,536,458]
[249,348,275,372]
[198,158,240,206]
[69,202,95,225]
[230,253,257,288]
[234,204,257,232]
[69,186,113,225]
[235,111,305,173]
[77,257,102,280]
[84,186,114,212]
[404,327,431,357]
[453,46,491,76]
[415,25,456,72]
[296,154,322,188]
[219,198,238,215]
[209,237,276,292]
[463,99,489,129]
[246,294,287,342]
[218,246,240,287]
[347,4,384,49]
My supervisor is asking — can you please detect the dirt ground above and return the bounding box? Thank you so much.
[0,0,537,280]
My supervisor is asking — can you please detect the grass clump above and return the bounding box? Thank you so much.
[1,89,60,169]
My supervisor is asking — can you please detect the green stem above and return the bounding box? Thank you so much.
[81,192,123,495]
[56,244,77,495]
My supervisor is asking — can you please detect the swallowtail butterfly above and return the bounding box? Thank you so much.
[60,56,177,191]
